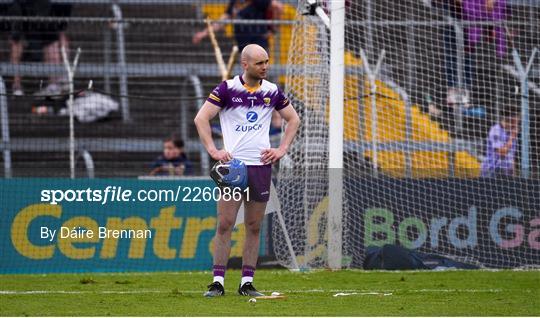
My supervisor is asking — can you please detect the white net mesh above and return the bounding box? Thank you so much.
[273,2,331,269]
[274,0,540,269]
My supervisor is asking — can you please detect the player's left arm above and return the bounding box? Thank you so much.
[261,105,300,164]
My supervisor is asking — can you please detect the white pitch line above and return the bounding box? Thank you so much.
[334,292,393,297]
[0,288,509,296]
[413,288,504,293]
[275,288,506,294]
[0,290,164,295]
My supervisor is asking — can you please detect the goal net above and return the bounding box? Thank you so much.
[274,0,540,269]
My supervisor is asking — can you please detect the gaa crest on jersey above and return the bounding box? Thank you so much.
[263,97,271,105]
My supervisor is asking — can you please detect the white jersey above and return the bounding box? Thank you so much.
[206,75,290,165]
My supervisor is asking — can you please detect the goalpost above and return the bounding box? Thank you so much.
[275,0,540,270]
[328,0,345,270]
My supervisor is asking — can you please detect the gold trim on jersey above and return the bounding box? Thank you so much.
[243,83,261,94]
[209,93,221,102]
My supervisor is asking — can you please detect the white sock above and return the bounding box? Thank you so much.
[213,276,224,286]
[240,276,253,286]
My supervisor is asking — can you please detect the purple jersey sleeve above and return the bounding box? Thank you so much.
[489,125,505,149]
[207,81,228,108]
[274,88,290,111]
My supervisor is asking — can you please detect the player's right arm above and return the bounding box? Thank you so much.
[194,101,232,162]
[490,125,516,158]
[192,13,230,44]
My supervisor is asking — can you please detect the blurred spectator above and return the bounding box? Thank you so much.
[0,3,12,33]
[439,0,469,107]
[463,0,508,58]
[480,106,519,177]
[192,0,284,52]
[8,0,72,96]
[429,0,508,134]
[433,0,507,109]
[150,134,193,176]
[193,1,285,131]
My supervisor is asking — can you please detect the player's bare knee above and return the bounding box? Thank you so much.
[246,227,260,238]
[244,221,261,236]
[216,221,234,236]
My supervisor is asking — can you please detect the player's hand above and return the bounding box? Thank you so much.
[209,149,232,162]
[175,164,186,176]
[149,166,162,176]
[192,30,206,44]
[260,148,286,164]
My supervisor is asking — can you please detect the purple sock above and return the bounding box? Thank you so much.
[241,265,255,278]
[213,265,226,278]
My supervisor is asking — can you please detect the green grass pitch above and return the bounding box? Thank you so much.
[1,269,538,316]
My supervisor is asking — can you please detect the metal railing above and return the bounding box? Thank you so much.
[1,75,96,178]
[78,149,95,178]
[0,0,299,4]
[1,1,537,178]
[0,76,12,178]
[180,75,209,173]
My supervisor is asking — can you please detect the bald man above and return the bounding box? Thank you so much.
[194,44,300,297]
